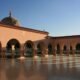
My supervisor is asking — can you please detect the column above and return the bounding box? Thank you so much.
[67,47,70,56]
[40,46,44,57]
[44,47,48,58]
[2,47,6,58]
[20,45,24,57]
[72,46,75,56]
[60,47,63,56]
[52,46,56,56]
[33,45,38,59]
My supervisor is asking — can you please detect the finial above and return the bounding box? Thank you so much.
[9,10,12,17]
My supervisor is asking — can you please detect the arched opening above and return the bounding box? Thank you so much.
[63,45,67,54]
[24,41,34,57]
[37,41,45,56]
[70,46,72,54]
[56,44,60,54]
[37,43,42,56]
[76,43,80,54]
[6,39,20,58]
[48,44,52,55]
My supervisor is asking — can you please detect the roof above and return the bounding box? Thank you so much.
[49,35,80,39]
[1,12,20,26]
[0,22,49,35]
[1,16,20,26]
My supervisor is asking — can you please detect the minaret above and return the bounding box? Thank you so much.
[9,11,12,17]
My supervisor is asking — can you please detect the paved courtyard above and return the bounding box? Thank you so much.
[0,55,80,80]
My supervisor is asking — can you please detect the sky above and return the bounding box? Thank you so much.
[0,0,80,36]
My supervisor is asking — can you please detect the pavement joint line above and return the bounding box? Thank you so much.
[41,60,80,64]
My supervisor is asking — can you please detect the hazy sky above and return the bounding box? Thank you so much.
[0,0,80,36]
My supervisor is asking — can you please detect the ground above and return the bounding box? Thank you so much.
[0,55,80,80]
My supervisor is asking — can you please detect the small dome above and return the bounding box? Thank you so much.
[1,12,20,26]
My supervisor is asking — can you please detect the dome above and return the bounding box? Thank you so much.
[1,12,20,26]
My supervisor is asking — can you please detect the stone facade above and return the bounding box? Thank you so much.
[0,15,80,58]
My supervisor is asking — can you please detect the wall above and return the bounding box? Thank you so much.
[0,25,47,47]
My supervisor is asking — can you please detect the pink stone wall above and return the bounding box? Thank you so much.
[0,25,47,47]
[52,37,80,50]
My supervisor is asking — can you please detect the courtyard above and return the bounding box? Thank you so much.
[0,55,80,80]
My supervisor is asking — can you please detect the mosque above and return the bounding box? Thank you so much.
[0,12,80,58]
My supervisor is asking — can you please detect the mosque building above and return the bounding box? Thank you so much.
[0,12,80,58]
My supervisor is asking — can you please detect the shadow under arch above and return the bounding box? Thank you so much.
[37,41,45,56]
[48,43,53,55]
[24,40,34,57]
[56,44,60,54]
[70,45,72,54]
[63,45,67,54]
[6,39,21,58]
[76,43,80,54]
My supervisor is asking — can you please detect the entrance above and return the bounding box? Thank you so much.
[37,43,42,56]
[6,39,20,58]
[24,41,33,57]
[63,45,67,54]
[56,44,60,54]
[48,44,52,55]
[76,43,80,54]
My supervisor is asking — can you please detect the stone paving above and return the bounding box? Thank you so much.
[0,55,80,80]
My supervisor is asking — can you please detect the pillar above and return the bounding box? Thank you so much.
[20,45,24,57]
[44,47,48,58]
[60,46,63,56]
[40,47,44,57]
[72,46,75,56]
[33,44,38,59]
[52,46,56,56]
[2,47,6,58]
[66,47,70,56]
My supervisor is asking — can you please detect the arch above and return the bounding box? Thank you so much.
[63,45,67,54]
[37,41,45,56]
[48,43,52,55]
[24,40,34,57]
[70,46,72,54]
[6,39,20,58]
[56,44,60,54]
[76,43,80,54]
